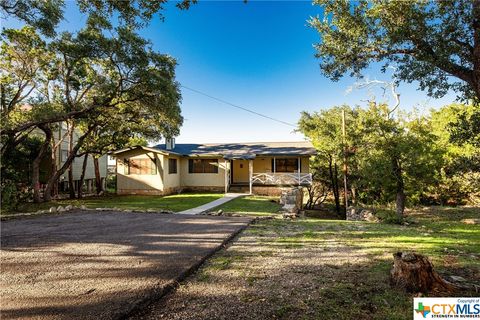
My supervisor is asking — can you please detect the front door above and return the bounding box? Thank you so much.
[232,160,249,184]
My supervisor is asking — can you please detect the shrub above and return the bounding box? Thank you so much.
[375,209,403,224]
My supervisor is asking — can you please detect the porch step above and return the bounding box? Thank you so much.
[229,185,250,193]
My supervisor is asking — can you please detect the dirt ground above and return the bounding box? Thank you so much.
[0,211,251,320]
[130,209,480,320]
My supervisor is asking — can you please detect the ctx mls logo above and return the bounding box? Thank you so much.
[413,297,480,320]
[415,302,431,318]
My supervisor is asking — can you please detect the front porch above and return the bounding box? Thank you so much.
[224,156,312,194]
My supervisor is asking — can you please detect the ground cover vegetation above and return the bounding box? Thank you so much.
[4,193,223,215]
[134,205,479,320]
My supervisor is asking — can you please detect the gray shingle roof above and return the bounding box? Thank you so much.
[153,141,316,159]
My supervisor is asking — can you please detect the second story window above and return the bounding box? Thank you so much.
[61,150,68,162]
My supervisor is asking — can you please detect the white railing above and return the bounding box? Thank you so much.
[251,172,312,185]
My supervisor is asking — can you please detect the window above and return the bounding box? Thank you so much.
[188,159,218,173]
[125,158,156,175]
[273,158,299,173]
[168,158,177,174]
[61,149,68,162]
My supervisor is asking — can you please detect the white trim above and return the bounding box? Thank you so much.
[249,160,253,194]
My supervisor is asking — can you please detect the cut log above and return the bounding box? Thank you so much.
[390,252,459,294]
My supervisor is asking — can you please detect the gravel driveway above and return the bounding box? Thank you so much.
[1,211,251,320]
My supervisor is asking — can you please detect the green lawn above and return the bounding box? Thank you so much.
[159,204,480,320]
[213,195,282,216]
[7,193,224,215]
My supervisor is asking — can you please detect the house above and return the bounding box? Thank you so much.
[111,140,316,196]
[37,122,108,194]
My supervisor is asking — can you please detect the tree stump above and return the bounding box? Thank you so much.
[390,252,459,294]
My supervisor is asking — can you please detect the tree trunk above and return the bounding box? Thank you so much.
[472,0,480,101]
[328,156,341,214]
[43,125,95,202]
[93,156,103,194]
[392,156,405,219]
[32,125,52,203]
[351,186,357,206]
[50,142,58,198]
[67,122,76,199]
[77,153,89,198]
[390,252,459,294]
[333,161,341,215]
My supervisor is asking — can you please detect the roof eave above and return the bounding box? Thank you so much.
[110,146,173,156]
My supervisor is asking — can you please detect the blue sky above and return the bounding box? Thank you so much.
[3,1,457,143]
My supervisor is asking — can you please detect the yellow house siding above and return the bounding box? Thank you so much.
[116,150,164,193]
[180,158,226,187]
[163,155,181,189]
[253,157,272,172]
[301,156,310,173]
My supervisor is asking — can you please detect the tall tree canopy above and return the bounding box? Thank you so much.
[0,1,186,204]
[310,0,480,102]
[299,103,443,219]
[1,0,196,36]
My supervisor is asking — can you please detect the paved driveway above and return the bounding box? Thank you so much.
[1,211,251,320]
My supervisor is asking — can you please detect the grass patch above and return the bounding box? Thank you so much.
[5,193,224,215]
[213,195,281,216]
[179,205,479,320]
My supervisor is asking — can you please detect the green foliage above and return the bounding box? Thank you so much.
[355,103,442,206]
[1,136,43,210]
[1,0,197,36]
[0,180,20,212]
[1,14,183,202]
[449,104,480,148]
[375,209,403,225]
[214,196,281,217]
[299,103,446,213]
[310,0,480,102]
[298,106,358,214]
[429,104,480,205]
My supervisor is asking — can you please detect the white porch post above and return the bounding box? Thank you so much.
[249,159,253,195]
[224,159,228,194]
[273,157,276,173]
[298,157,301,185]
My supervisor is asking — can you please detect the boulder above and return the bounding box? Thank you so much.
[462,218,480,225]
[49,207,57,213]
[346,207,379,222]
[57,206,65,212]
[65,205,73,211]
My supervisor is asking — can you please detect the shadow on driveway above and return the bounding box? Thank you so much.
[1,211,252,320]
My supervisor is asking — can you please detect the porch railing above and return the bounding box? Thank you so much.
[251,172,312,186]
